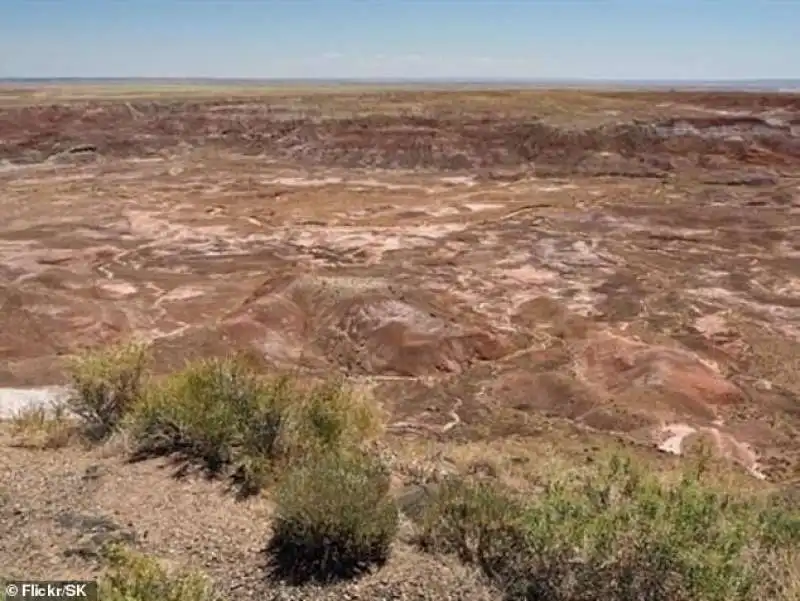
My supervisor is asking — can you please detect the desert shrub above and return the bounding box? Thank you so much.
[99,545,213,601]
[416,478,530,582]
[66,341,149,441]
[129,358,381,494]
[129,357,286,491]
[416,455,800,601]
[266,451,399,584]
[10,403,76,449]
[286,375,384,456]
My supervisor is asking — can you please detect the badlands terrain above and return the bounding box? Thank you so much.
[0,85,799,598]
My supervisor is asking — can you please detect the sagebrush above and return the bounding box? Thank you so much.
[417,455,800,601]
[128,357,382,494]
[65,341,149,441]
[266,451,399,584]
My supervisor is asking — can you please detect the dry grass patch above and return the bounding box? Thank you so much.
[99,545,214,601]
[9,404,76,449]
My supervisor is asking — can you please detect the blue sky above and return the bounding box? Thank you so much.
[1,0,798,80]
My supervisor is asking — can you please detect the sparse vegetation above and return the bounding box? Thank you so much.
[10,403,75,449]
[415,455,800,601]
[7,344,799,596]
[65,341,149,441]
[128,356,382,494]
[4,341,799,597]
[266,451,399,584]
[99,545,214,601]
[414,477,529,582]
[287,375,384,455]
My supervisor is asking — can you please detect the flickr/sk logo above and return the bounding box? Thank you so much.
[25,583,87,597]
[4,581,96,600]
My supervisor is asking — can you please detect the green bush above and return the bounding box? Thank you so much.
[416,455,800,601]
[129,358,381,494]
[266,451,399,584]
[416,478,530,582]
[66,341,149,441]
[129,358,286,491]
[287,376,383,455]
[99,545,213,601]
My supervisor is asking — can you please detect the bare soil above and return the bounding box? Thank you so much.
[1,87,798,599]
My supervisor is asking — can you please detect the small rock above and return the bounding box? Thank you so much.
[755,379,773,391]
[81,465,106,482]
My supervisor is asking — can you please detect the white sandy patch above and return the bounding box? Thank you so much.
[501,264,559,284]
[155,286,207,305]
[463,202,504,212]
[0,386,70,419]
[267,176,343,187]
[656,422,767,480]
[98,281,138,297]
[349,178,430,191]
[285,223,467,258]
[774,277,800,297]
[536,183,577,192]
[124,210,231,241]
[688,287,800,341]
[427,206,462,217]
[657,423,697,455]
[440,176,477,187]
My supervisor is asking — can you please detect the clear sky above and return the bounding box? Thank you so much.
[1,0,798,81]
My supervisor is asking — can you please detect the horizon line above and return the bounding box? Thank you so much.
[2,76,799,82]
[2,76,799,93]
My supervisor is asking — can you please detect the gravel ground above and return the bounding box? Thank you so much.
[0,430,501,600]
